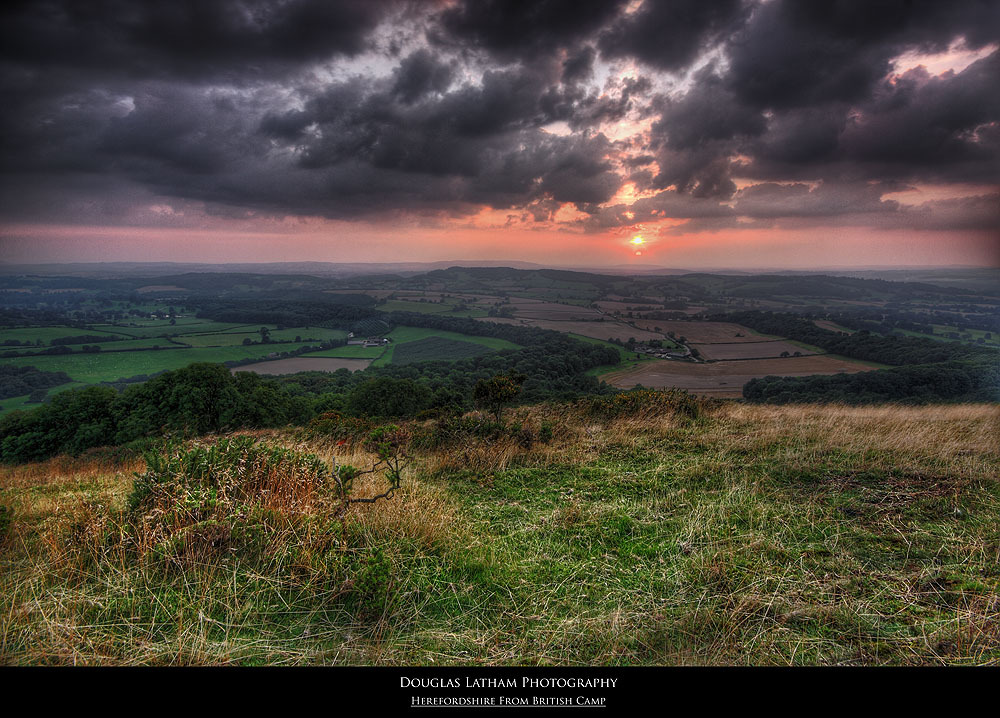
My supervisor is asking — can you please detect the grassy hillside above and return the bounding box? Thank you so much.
[1,399,997,665]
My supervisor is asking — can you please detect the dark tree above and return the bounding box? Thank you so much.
[474,373,527,423]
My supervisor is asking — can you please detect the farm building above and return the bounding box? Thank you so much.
[346,332,390,347]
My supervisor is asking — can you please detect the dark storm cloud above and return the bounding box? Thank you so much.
[0,0,997,233]
[391,49,455,104]
[726,0,1000,110]
[599,0,746,71]
[744,50,1000,185]
[561,45,597,85]
[644,67,765,197]
[838,52,1000,182]
[732,182,902,219]
[432,0,628,61]
[0,0,397,80]
[258,64,625,211]
[636,1,1000,212]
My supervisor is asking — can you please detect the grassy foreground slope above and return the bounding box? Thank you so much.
[1,399,997,665]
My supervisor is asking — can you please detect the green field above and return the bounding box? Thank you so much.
[1,326,134,344]
[569,333,653,377]
[376,299,489,317]
[4,337,175,354]
[895,325,1000,348]
[327,325,524,368]
[93,321,256,339]
[383,326,520,351]
[0,385,82,413]
[369,326,520,367]
[180,326,347,347]
[0,342,324,387]
[377,299,456,314]
[0,323,520,414]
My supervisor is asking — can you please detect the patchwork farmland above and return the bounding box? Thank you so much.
[233,357,372,375]
[603,355,878,397]
[479,316,666,342]
[693,340,819,360]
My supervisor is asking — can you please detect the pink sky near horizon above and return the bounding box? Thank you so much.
[2,221,996,270]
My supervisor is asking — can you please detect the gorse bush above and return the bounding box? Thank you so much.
[411,415,510,451]
[126,436,329,517]
[409,413,555,453]
[124,437,336,572]
[303,411,377,444]
[103,434,409,613]
[473,372,526,423]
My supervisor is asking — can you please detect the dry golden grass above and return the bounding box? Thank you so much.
[704,402,1000,478]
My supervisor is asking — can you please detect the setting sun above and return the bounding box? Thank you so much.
[630,236,644,245]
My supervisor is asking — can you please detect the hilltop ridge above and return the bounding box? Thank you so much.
[2,397,997,665]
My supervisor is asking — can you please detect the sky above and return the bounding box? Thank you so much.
[0,0,998,270]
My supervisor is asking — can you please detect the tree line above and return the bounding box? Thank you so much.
[721,311,999,404]
[0,316,621,463]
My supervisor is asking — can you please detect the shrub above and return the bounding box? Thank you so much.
[120,434,409,602]
[304,411,376,444]
[411,415,508,451]
[473,372,526,423]
[126,436,329,518]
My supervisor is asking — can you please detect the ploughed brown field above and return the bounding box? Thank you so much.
[514,309,603,321]
[477,316,664,342]
[692,340,818,360]
[232,357,371,375]
[504,300,603,320]
[646,320,778,343]
[603,355,875,397]
[628,306,707,321]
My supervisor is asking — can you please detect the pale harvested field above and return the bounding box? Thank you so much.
[477,316,664,342]
[693,340,818,360]
[514,302,603,320]
[605,294,662,302]
[595,300,663,313]
[604,355,875,397]
[233,357,371,375]
[628,312,709,332]
[814,319,855,334]
[650,320,774,343]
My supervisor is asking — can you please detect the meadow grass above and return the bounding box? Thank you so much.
[569,333,657,378]
[93,321,254,338]
[305,345,388,359]
[384,326,520,351]
[1,326,134,343]
[0,342,330,385]
[1,401,997,665]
